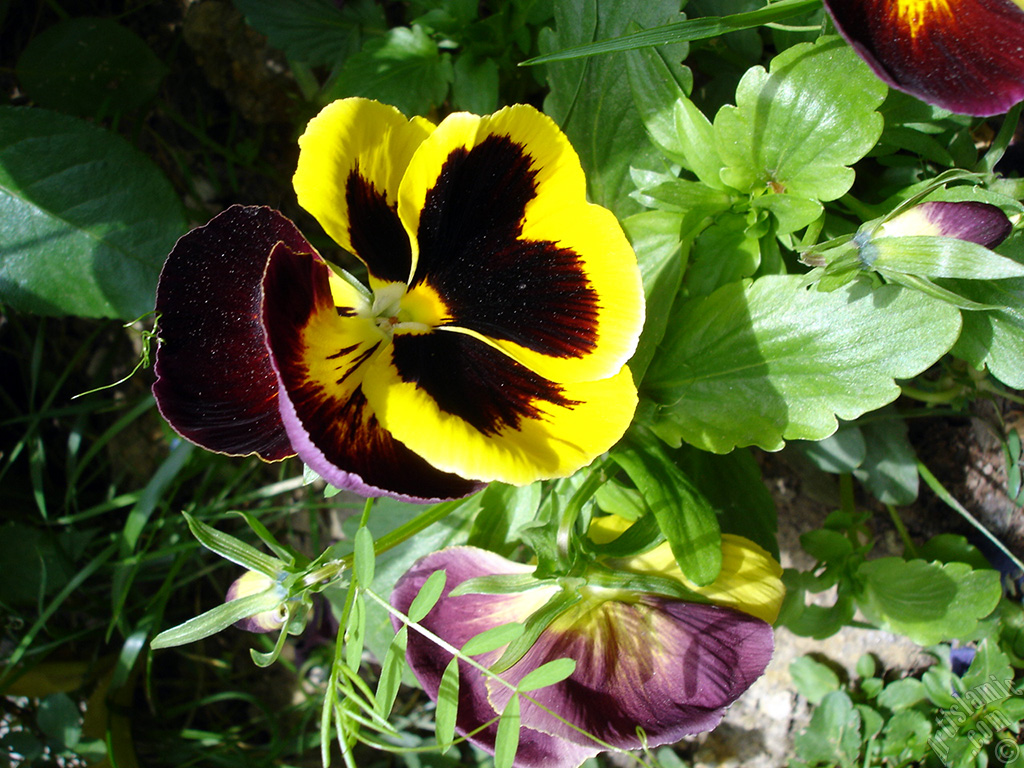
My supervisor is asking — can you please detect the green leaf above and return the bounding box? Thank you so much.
[881,709,932,761]
[673,444,779,559]
[0,107,187,319]
[645,276,962,453]
[856,558,1003,645]
[876,678,927,711]
[852,413,919,505]
[182,512,283,577]
[407,570,446,623]
[494,693,521,768]
[918,534,990,570]
[868,237,1024,280]
[462,622,525,656]
[515,658,577,692]
[623,210,687,382]
[624,42,694,168]
[490,590,581,673]
[16,17,167,117]
[961,639,1013,696]
[435,658,460,753]
[524,0,821,64]
[375,625,407,718]
[541,0,685,217]
[234,0,385,67]
[353,526,375,587]
[612,431,722,585]
[713,37,886,200]
[793,690,862,768]
[790,656,840,705]
[150,588,285,648]
[452,53,499,115]
[325,25,452,117]
[684,211,761,296]
[345,594,366,672]
[946,275,1024,388]
[37,693,82,751]
[799,426,867,474]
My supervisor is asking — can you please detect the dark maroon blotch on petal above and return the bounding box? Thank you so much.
[153,205,311,461]
[261,246,482,502]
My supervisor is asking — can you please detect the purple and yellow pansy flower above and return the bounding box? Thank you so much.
[824,0,1024,116]
[152,98,645,502]
[391,525,781,767]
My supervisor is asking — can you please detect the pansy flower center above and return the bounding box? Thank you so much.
[369,281,451,336]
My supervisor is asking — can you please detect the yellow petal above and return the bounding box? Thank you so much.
[396,105,644,384]
[589,516,785,624]
[363,330,639,485]
[294,97,434,286]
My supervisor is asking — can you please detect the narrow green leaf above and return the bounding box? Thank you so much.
[151,589,283,649]
[450,573,540,597]
[490,590,581,673]
[232,510,296,565]
[461,622,524,656]
[524,0,821,64]
[407,569,446,623]
[251,621,291,668]
[182,512,283,577]
[353,526,375,587]
[375,626,407,719]
[493,694,521,768]
[612,431,722,585]
[435,658,460,754]
[345,594,366,672]
[516,658,577,692]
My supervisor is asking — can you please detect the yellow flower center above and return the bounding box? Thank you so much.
[371,281,451,336]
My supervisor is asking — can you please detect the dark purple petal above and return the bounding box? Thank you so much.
[824,0,1024,116]
[907,201,1012,248]
[153,205,308,461]
[393,547,774,768]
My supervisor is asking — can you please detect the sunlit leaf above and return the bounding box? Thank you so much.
[435,658,460,753]
[407,569,447,623]
[515,657,577,692]
[461,622,525,657]
[493,693,521,768]
[645,276,962,453]
[375,625,407,718]
[612,431,721,586]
